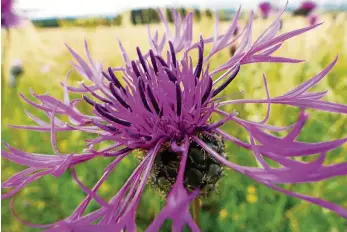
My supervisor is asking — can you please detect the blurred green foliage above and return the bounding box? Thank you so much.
[1,12,347,232]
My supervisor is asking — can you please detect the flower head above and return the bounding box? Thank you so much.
[308,13,319,26]
[258,2,273,19]
[2,6,347,231]
[293,1,317,16]
[9,58,24,87]
[1,0,20,28]
[300,1,317,11]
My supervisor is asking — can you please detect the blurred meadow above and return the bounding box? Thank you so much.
[1,9,347,232]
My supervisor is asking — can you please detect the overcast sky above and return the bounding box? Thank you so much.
[15,0,346,19]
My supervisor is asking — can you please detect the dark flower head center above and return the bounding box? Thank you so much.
[150,133,227,195]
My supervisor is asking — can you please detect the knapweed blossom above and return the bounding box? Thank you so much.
[308,13,319,26]
[2,6,347,231]
[1,0,20,28]
[293,1,317,16]
[258,2,273,19]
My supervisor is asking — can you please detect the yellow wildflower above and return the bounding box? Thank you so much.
[36,200,46,210]
[100,182,111,194]
[219,209,228,219]
[246,194,258,203]
[59,140,68,152]
[247,185,256,194]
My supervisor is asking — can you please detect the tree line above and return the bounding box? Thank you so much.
[32,8,215,28]
[130,8,214,25]
[32,15,123,28]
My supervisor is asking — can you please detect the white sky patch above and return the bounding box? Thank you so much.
[15,0,346,19]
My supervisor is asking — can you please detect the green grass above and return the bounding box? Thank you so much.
[2,13,347,232]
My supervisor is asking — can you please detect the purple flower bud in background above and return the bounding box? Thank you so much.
[293,1,317,16]
[301,1,317,11]
[308,13,319,26]
[1,0,20,28]
[2,5,347,231]
[41,64,51,74]
[258,2,272,19]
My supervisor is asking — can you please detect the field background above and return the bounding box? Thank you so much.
[2,11,347,232]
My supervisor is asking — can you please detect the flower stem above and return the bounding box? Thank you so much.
[192,198,200,226]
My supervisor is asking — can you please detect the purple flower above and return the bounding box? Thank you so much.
[293,1,317,16]
[1,0,20,28]
[300,1,317,11]
[2,6,347,231]
[258,2,272,19]
[308,13,319,26]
